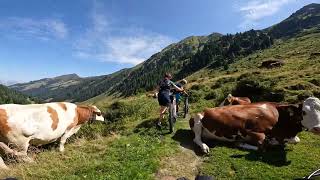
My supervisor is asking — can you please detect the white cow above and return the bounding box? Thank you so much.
[0,102,104,169]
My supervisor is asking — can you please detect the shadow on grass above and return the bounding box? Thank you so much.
[230,145,292,167]
[134,118,173,136]
[172,129,291,167]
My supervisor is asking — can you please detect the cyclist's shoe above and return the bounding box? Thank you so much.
[156,121,162,129]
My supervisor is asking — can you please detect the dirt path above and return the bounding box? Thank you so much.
[156,145,202,180]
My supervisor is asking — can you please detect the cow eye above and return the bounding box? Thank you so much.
[302,110,306,116]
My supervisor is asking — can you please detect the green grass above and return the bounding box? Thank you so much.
[198,132,320,179]
[1,94,320,179]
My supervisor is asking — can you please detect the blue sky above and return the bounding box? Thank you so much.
[0,0,319,84]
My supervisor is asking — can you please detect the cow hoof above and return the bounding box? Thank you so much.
[202,144,210,154]
[59,147,65,152]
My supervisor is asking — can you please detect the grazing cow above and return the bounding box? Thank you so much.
[0,102,104,169]
[189,102,306,153]
[219,94,251,107]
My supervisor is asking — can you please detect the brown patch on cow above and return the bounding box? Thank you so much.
[76,106,94,125]
[58,103,67,111]
[201,103,279,140]
[67,105,96,130]
[0,108,10,135]
[47,107,59,130]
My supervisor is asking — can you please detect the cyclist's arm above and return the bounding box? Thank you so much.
[170,82,184,92]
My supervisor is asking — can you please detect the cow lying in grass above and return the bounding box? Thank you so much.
[190,97,320,153]
[219,94,300,145]
[0,102,104,169]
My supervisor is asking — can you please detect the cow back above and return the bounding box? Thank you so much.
[201,103,279,137]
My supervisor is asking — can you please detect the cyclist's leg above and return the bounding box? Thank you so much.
[175,94,180,113]
[159,106,168,122]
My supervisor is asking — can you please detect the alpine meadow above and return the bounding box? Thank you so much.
[1,2,320,180]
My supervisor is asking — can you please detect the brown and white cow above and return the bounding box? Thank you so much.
[0,102,104,169]
[190,101,310,153]
[219,94,251,107]
[219,94,300,145]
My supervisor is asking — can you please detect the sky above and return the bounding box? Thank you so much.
[0,0,319,84]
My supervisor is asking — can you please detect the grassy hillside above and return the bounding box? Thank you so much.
[1,23,320,179]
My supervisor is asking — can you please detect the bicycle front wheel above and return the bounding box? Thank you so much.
[168,103,175,133]
[184,97,189,118]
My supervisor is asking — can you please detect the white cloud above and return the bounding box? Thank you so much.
[73,1,174,65]
[0,17,68,40]
[238,0,295,29]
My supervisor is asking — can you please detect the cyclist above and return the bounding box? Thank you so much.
[156,73,184,128]
[174,79,188,116]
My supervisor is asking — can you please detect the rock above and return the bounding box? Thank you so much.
[259,59,284,69]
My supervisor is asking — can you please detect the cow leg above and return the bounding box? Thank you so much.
[236,143,259,151]
[236,131,266,151]
[16,140,33,163]
[0,140,33,163]
[0,142,24,156]
[0,156,9,170]
[192,114,210,153]
[284,136,300,144]
[59,125,81,152]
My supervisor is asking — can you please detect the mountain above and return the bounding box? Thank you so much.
[0,80,19,86]
[10,3,320,102]
[11,34,221,102]
[0,84,37,104]
[267,3,320,39]
[10,74,83,102]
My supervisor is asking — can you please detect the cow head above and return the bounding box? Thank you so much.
[301,97,320,135]
[90,105,105,122]
[275,103,303,138]
[76,105,104,124]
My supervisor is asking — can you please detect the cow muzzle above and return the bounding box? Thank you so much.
[310,127,320,135]
[95,114,105,122]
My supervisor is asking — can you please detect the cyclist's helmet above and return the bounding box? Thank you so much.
[181,79,187,85]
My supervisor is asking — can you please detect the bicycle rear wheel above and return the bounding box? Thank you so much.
[184,96,189,118]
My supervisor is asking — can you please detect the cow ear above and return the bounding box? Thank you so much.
[227,94,233,102]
